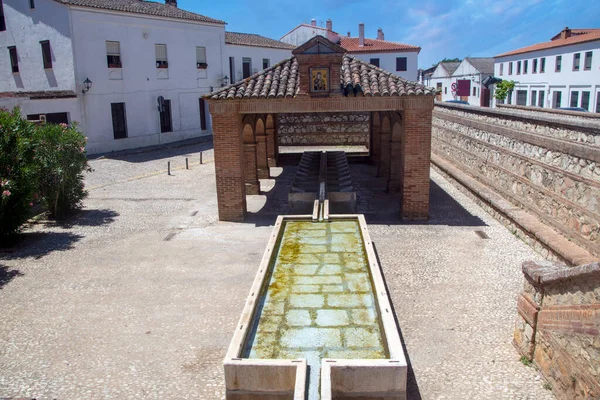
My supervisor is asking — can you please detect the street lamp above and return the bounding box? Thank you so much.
[82,77,93,94]
[221,75,229,87]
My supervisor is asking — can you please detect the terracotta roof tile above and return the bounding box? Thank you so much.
[0,90,77,99]
[550,28,600,41]
[207,55,434,100]
[339,37,420,53]
[53,0,225,24]
[496,29,600,58]
[225,32,296,50]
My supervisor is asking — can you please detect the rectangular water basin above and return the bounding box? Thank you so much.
[224,215,406,399]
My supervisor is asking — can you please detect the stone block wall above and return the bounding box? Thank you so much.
[277,112,370,146]
[514,261,600,399]
[431,103,600,259]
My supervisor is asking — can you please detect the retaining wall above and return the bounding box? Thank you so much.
[277,112,370,146]
[431,103,600,261]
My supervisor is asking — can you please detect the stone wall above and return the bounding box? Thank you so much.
[514,261,600,399]
[277,112,370,146]
[431,103,600,260]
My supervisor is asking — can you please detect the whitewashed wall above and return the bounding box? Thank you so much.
[71,8,226,154]
[280,25,339,46]
[351,51,419,81]
[494,40,600,111]
[224,45,292,83]
[0,0,80,119]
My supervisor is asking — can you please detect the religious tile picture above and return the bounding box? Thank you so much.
[310,67,329,93]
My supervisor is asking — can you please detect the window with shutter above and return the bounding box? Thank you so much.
[242,57,251,79]
[196,46,207,69]
[581,91,590,110]
[155,44,168,68]
[538,91,545,108]
[262,58,270,69]
[573,53,581,71]
[40,40,52,69]
[396,57,407,72]
[570,91,579,107]
[106,41,121,68]
[370,58,380,67]
[540,58,546,73]
[532,59,537,73]
[8,46,18,73]
[584,51,592,70]
[555,56,562,72]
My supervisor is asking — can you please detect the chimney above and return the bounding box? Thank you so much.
[347,31,351,37]
[560,26,571,40]
[165,0,177,6]
[358,23,365,47]
[377,28,384,40]
[326,19,332,31]
[311,18,317,27]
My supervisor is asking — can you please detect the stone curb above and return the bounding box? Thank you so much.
[431,153,598,267]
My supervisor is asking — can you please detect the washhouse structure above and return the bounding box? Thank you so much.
[206,35,436,222]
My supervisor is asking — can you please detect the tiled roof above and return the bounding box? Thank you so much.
[496,29,600,57]
[465,58,494,74]
[225,32,296,50]
[0,90,77,99]
[441,62,460,75]
[53,0,225,24]
[550,28,600,41]
[339,37,420,53]
[207,55,434,100]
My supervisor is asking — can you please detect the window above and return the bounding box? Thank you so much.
[196,46,207,69]
[540,57,546,73]
[509,62,513,75]
[499,63,503,76]
[573,53,581,71]
[396,57,407,71]
[199,98,207,131]
[555,55,562,72]
[106,41,121,68]
[444,87,447,94]
[472,86,476,96]
[159,99,172,133]
[242,57,251,79]
[507,90,512,104]
[570,91,579,107]
[553,91,562,108]
[111,103,128,140]
[516,90,527,106]
[581,91,590,110]
[533,59,538,73]
[523,60,528,74]
[370,58,380,67]
[40,40,52,69]
[229,57,235,83]
[584,51,592,70]
[531,90,537,106]
[8,46,18,73]
[596,92,600,113]
[262,58,270,69]
[155,44,168,68]
[538,91,545,108]
[0,0,5,32]
[29,0,35,9]
[517,61,521,74]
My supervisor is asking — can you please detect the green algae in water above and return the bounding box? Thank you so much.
[242,219,388,398]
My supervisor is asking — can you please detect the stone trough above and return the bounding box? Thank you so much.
[224,213,407,399]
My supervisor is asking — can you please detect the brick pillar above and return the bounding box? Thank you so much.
[212,112,246,222]
[256,135,269,179]
[400,108,432,220]
[244,143,260,195]
[378,116,391,178]
[266,114,277,167]
[388,115,404,193]
[370,112,381,166]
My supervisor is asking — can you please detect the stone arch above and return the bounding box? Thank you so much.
[254,117,269,179]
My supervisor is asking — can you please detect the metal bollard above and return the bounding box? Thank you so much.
[168,161,171,175]
[186,158,189,170]
[199,151,203,164]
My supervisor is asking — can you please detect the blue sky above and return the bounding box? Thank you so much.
[180,0,600,69]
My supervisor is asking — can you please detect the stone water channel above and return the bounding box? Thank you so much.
[243,219,388,399]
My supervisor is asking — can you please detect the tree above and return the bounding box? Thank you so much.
[494,80,516,101]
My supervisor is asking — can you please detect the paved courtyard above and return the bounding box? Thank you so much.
[0,142,554,399]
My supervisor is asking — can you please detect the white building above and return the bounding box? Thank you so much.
[430,58,494,106]
[281,19,420,81]
[494,27,600,112]
[224,32,294,83]
[0,0,294,154]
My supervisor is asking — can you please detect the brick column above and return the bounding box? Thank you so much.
[212,112,246,222]
[244,143,260,195]
[378,117,391,178]
[266,115,277,167]
[387,115,404,193]
[256,135,269,179]
[400,108,432,220]
[370,113,381,166]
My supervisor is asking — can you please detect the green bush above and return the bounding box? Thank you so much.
[34,122,91,219]
[0,108,37,240]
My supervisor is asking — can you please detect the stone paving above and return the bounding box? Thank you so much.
[0,142,555,399]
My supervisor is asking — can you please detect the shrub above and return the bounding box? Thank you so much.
[0,108,37,241]
[34,122,91,219]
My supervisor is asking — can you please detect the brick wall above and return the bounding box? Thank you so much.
[514,261,600,399]
[431,103,600,259]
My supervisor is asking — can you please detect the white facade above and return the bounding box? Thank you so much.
[225,45,292,83]
[351,51,419,82]
[280,24,339,47]
[494,38,600,111]
[70,7,225,154]
[430,59,494,106]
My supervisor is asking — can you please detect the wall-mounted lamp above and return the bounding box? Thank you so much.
[82,77,93,94]
[221,75,229,87]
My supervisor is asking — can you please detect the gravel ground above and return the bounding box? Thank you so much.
[0,142,554,399]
